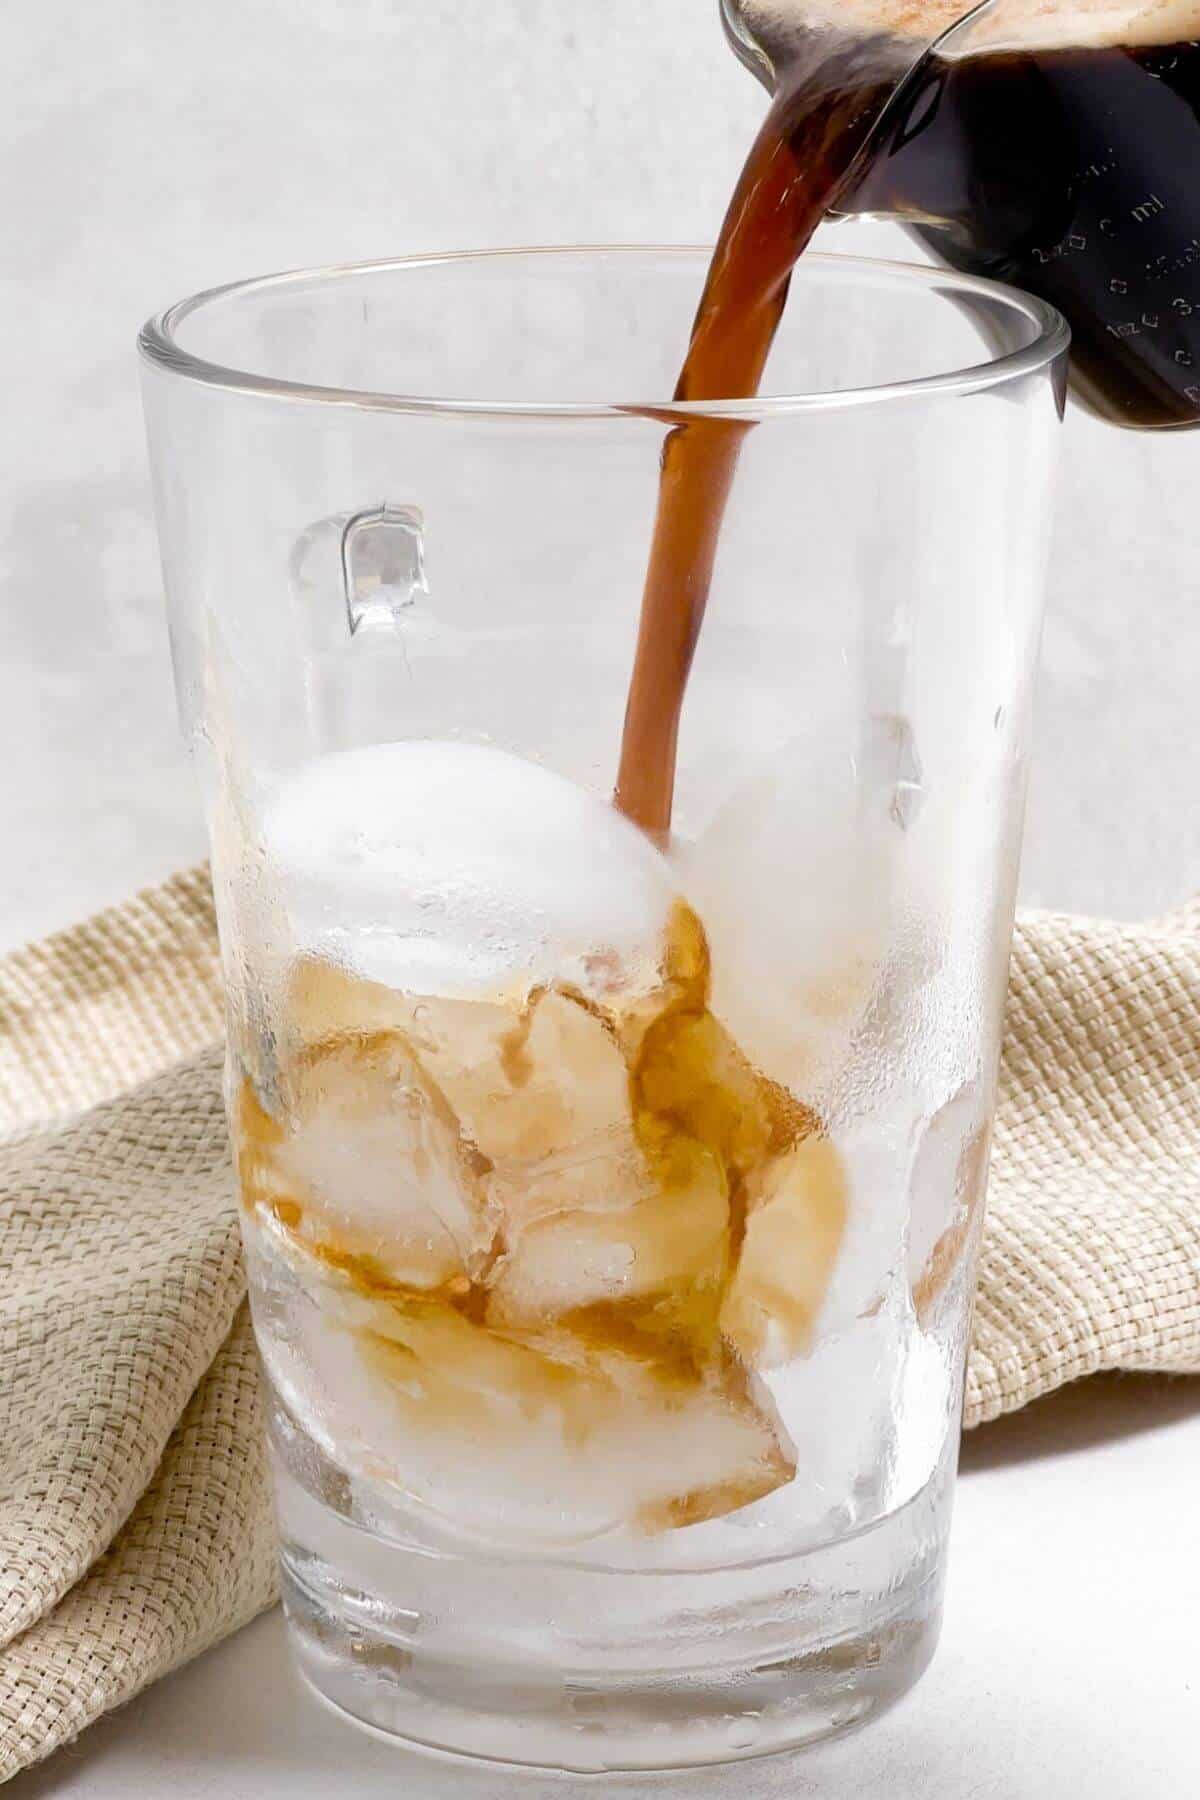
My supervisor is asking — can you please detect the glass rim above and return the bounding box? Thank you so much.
[137,244,1070,422]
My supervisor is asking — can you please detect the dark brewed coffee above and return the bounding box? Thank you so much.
[853,39,1200,428]
[614,38,901,835]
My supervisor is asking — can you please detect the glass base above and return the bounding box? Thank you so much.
[284,1562,942,1773]
[271,1403,950,1774]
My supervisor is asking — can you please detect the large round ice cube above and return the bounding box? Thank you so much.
[261,740,678,997]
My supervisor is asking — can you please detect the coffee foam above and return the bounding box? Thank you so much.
[732,0,1200,53]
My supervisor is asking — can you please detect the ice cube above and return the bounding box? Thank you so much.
[284,954,429,1048]
[720,1135,847,1369]
[814,1090,921,1336]
[484,1126,652,1237]
[911,1111,991,1325]
[286,956,646,1222]
[905,1079,980,1288]
[236,1031,496,1292]
[486,1145,729,1327]
[233,1075,292,1214]
[604,897,711,1058]
[675,746,893,1107]
[260,741,678,1000]
[248,1199,795,1542]
[632,1007,771,1179]
[350,1288,794,1538]
[622,1381,796,1535]
[418,988,632,1168]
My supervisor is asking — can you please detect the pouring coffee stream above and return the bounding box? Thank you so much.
[612,5,958,837]
[615,0,1200,838]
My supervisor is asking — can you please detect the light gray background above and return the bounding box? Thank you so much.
[1,0,1196,953]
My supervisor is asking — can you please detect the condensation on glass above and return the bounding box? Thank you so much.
[140,249,1066,1771]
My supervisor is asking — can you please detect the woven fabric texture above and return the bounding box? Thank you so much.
[1,870,1196,1780]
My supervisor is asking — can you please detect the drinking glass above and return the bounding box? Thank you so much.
[139,248,1067,1772]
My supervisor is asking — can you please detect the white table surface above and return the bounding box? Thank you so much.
[10,1372,1199,1800]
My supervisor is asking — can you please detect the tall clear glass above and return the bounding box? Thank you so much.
[139,249,1067,1773]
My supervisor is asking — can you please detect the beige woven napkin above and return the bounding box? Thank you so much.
[1,869,1197,1782]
